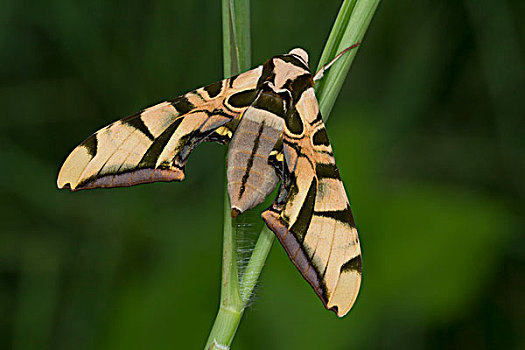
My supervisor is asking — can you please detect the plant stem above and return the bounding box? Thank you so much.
[206,0,380,348]
[205,0,250,349]
[238,226,274,302]
[222,0,251,76]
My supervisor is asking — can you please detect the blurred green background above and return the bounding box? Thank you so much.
[1,0,524,349]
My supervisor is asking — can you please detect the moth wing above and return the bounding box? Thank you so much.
[58,66,263,190]
[262,88,362,317]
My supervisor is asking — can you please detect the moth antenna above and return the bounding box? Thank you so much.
[313,42,360,81]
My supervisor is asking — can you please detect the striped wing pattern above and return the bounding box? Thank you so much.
[58,48,362,318]
[57,66,263,190]
[262,88,362,317]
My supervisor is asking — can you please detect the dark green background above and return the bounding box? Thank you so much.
[2,0,524,349]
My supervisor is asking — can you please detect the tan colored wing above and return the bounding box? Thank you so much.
[262,88,361,317]
[57,66,263,190]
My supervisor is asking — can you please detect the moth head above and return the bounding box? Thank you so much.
[288,48,309,66]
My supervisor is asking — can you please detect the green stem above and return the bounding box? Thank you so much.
[238,226,274,302]
[205,300,242,349]
[222,0,251,76]
[205,0,250,349]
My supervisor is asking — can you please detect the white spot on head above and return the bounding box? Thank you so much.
[289,48,309,65]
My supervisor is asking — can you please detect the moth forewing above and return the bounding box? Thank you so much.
[57,66,264,191]
[262,78,362,317]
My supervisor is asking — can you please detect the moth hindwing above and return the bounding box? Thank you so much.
[57,48,362,317]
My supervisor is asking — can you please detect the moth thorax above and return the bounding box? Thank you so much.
[288,48,309,65]
[227,107,284,217]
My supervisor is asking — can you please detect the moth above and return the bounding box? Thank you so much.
[57,48,362,317]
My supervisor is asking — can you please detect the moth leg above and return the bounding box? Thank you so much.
[203,124,234,144]
[268,138,284,177]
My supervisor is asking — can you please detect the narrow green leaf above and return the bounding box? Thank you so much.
[315,0,381,121]
[316,0,358,76]
[222,0,251,77]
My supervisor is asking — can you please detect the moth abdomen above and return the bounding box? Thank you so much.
[227,102,285,216]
